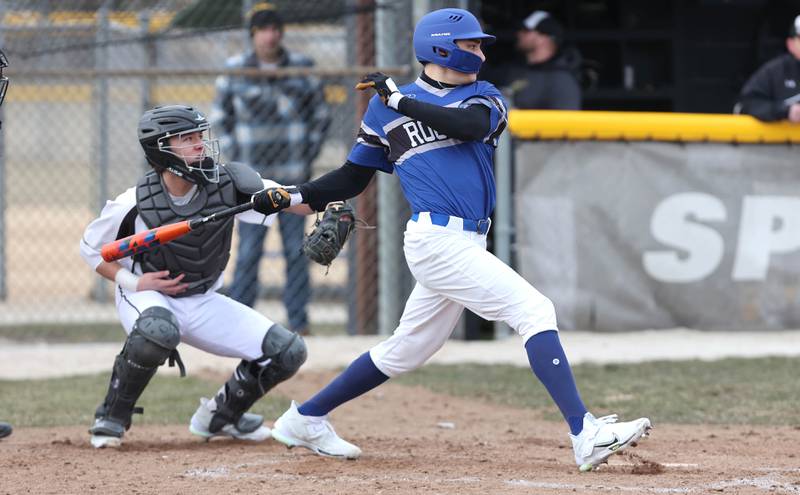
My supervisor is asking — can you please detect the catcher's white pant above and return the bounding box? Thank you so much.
[370,212,558,377]
[115,287,275,362]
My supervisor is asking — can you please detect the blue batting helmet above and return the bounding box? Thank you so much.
[413,8,495,74]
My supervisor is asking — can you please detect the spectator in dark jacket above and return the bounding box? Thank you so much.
[484,11,582,110]
[738,14,800,122]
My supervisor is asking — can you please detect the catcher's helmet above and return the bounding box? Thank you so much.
[413,8,495,74]
[0,48,8,107]
[138,105,220,184]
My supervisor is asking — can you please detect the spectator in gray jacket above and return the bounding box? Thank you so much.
[211,6,331,335]
[737,14,800,122]
[484,11,581,110]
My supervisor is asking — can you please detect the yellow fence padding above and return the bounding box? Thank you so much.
[4,10,175,31]
[509,110,800,143]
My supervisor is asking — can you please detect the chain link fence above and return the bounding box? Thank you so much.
[0,0,429,334]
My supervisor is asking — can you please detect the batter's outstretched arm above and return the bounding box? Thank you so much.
[396,98,490,141]
[355,72,491,141]
[297,161,376,211]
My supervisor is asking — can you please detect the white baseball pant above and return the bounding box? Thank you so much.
[370,212,558,377]
[115,286,275,362]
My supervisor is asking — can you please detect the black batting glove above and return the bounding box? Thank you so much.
[252,187,292,215]
[355,72,403,110]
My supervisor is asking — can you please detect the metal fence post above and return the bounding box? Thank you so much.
[493,130,514,339]
[0,1,6,300]
[91,3,111,303]
[376,0,410,336]
[140,11,154,112]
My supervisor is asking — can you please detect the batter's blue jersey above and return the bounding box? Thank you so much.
[347,77,508,220]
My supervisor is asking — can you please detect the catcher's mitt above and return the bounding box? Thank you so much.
[302,201,356,267]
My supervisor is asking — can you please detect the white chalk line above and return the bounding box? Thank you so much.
[183,460,800,494]
[506,480,692,494]
[506,473,800,494]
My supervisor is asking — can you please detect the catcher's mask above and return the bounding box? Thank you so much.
[0,48,8,107]
[138,105,221,184]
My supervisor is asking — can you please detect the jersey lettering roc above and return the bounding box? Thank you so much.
[347,77,507,221]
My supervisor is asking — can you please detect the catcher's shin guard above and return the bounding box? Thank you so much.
[208,360,266,434]
[94,307,181,430]
[208,324,307,433]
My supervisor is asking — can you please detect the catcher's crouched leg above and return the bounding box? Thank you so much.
[91,307,181,448]
[190,324,307,441]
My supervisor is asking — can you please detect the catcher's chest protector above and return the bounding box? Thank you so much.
[136,169,239,296]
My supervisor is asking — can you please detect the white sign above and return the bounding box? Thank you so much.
[644,193,800,282]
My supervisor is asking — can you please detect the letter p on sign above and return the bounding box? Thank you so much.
[733,196,800,280]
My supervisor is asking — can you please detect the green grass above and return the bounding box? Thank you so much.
[395,357,800,426]
[0,374,290,428]
[0,322,348,343]
[0,323,125,343]
[2,357,798,428]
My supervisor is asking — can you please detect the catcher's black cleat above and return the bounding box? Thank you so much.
[0,421,12,439]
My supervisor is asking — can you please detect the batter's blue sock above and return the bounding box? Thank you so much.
[298,352,389,417]
[525,330,588,435]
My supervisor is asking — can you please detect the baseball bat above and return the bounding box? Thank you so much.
[100,201,254,262]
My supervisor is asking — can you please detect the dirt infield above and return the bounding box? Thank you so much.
[2,370,799,495]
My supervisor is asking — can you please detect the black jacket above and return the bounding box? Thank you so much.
[738,53,800,121]
[483,46,582,110]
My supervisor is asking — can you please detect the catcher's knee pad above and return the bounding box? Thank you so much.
[127,306,181,367]
[98,307,180,428]
[258,323,308,383]
[207,325,307,433]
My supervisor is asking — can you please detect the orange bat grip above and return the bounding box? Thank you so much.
[101,221,192,262]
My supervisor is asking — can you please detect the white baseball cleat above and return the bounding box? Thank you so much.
[271,401,361,459]
[90,435,122,449]
[570,412,652,472]
[89,418,124,449]
[189,397,271,442]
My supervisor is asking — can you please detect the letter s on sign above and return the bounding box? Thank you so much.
[642,192,726,283]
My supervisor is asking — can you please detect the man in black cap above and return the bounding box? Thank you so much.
[484,10,582,110]
[737,14,800,122]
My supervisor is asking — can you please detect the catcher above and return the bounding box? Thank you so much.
[78,104,349,448]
